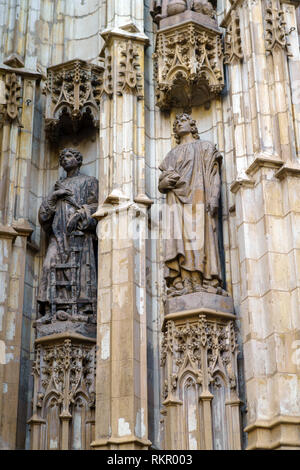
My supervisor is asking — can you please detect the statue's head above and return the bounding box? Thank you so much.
[173,113,199,144]
[59,148,83,171]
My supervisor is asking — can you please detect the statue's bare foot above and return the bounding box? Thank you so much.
[182,279,193,295]
[71,314,89,323]
[56,310,70,321]
[193,283,206,293]
[34,312,53,325]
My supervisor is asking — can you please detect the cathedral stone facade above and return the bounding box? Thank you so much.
[0,0,300,451]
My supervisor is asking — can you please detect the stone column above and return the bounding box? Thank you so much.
[91,7,152,450]
[226,0,300,450]
[0,224,17,449]
[0,62,39,449]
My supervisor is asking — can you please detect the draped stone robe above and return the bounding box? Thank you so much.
[37,173,98,314]
[158,140,222,286]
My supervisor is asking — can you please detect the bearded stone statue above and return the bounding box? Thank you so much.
[158,113,226,298]
[36,148,98,326]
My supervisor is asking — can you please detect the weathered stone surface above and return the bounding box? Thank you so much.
[164,290,234,315]
[35,320,96,339]
[160,8,218,30]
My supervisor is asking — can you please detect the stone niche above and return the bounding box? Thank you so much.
[153,10,225,110]
[45,59,103,142]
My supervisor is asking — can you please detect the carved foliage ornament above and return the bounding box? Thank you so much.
[154,22,224,110]
[32,339,96,418]
[0,72,22,126]
[224,10,243,64]
[118,40,144,99]
[45,59,103,142]
[161,316,238,400]
[101,39,144,100]
[264,0,294,55]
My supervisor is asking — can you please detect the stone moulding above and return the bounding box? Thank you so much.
[153,12,224,111]
[44,59,103,142]
[245,415,300,450]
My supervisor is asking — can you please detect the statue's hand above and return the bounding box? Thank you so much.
[67,212,82,233]
[159,172,180,190]
[206,201,218,216]
[51,188,73,202]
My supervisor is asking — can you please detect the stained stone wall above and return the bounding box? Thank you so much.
[0,0,299,450]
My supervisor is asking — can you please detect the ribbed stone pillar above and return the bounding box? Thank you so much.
[91,1,152,450]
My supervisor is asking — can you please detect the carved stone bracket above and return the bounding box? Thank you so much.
[153,12,224,110]
[100,23,149,100]
[224,10,243,64]
[45,59,103,142]
[29,333,96,450]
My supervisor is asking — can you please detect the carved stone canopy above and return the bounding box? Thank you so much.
[45,59,103,142]
[154,11,224,111]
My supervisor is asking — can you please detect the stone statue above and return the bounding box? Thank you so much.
[37,148,98,324]
[158,113,225,297]
[167,0,187,16]
[166,0,215,18]
[150,0,163,23]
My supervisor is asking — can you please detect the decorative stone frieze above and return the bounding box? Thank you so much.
[153,12,224,110]
[29,334,96,450]
[224,10,243,64]
[44,59,103,142]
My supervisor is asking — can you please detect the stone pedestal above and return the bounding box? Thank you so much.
[28,332,96,450]
[35,320,96,340]
[91,201,152,451]
[164,291,234,316]
[161,291,241,450]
